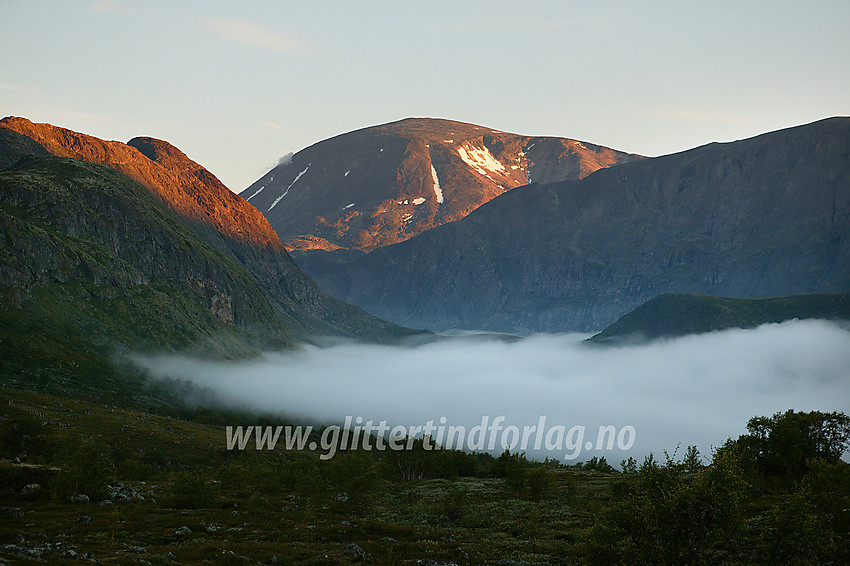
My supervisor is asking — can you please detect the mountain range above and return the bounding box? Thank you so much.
[3,113,848,379]
[242,118,641,251]
[290,117,850,332]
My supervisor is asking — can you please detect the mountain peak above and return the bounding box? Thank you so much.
[127,136,190,165]
[1,116,283,249]
[365,117,509,140]
[244,118,642,252]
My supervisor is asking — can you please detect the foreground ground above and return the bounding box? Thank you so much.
[1,386,847,565]
[0,387,615,565]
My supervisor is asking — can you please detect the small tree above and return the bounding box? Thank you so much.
[439,484,467,524]
[619,456,638,474]
[682,445,703,472]
[582,456,616,473]
[526,466,551,501]
[503,451,528,499]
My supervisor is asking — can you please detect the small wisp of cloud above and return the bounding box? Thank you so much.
[277,152,294,167]
[0,82,43,95]
[207,18,304,54]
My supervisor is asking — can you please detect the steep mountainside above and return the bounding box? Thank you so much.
[0,119,419,389]
[293,118,850,332]
[0,157,293,359]
[242,118,641,251]
[588,292,850,343]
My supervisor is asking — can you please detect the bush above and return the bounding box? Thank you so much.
[50,441,112,501]
[0,413,44,460]
[492,450,528,498]
[754,461,850,566]
[438,484,467,523]
[216,462,251,496]
[581,456,616,473]
[584,447,748,565]
[167,470,216,509]
[117,458,156,481]
[620,456,638,474]
[526,466,551,501]
[757,460,850,565]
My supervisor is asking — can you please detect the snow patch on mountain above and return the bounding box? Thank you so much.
[268,165,309,212]
[412,197,426,205]
[431,165,444,204]
[246,184,266,201]
[457,143,508,178]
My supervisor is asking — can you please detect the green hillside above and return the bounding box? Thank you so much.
[589,292,850,344]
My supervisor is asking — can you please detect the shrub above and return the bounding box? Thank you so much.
[758,460,850,565]
[117,458,156,481]
[526,466,551,501]
[50,441,112,501]
[495,450,528,498]
[581,456,616,473]
[167,470,216,509]
[216,462,251,496]
[584,447,748,565]
[620,456,638,474]
[438,484,467,523]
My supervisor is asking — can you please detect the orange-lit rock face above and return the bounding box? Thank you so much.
[244,118,643,252]
[285,235,342,252]
[0,117,283,249]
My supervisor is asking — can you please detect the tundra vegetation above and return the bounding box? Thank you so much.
[1,382,847,565]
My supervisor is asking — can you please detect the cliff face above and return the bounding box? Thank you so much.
[242,118,642,251]
[0,117,282,249]
[292,118,850,333]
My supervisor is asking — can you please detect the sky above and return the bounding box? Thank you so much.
[2,0,849,192]
[139,320,850,464]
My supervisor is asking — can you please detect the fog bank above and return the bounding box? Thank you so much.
[138,319,850,464]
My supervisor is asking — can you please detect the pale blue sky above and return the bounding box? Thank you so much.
[2,0,848,191]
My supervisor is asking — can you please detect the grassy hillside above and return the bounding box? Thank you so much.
[589,291,850,343]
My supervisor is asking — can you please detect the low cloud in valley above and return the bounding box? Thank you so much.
[138,319,850,464]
